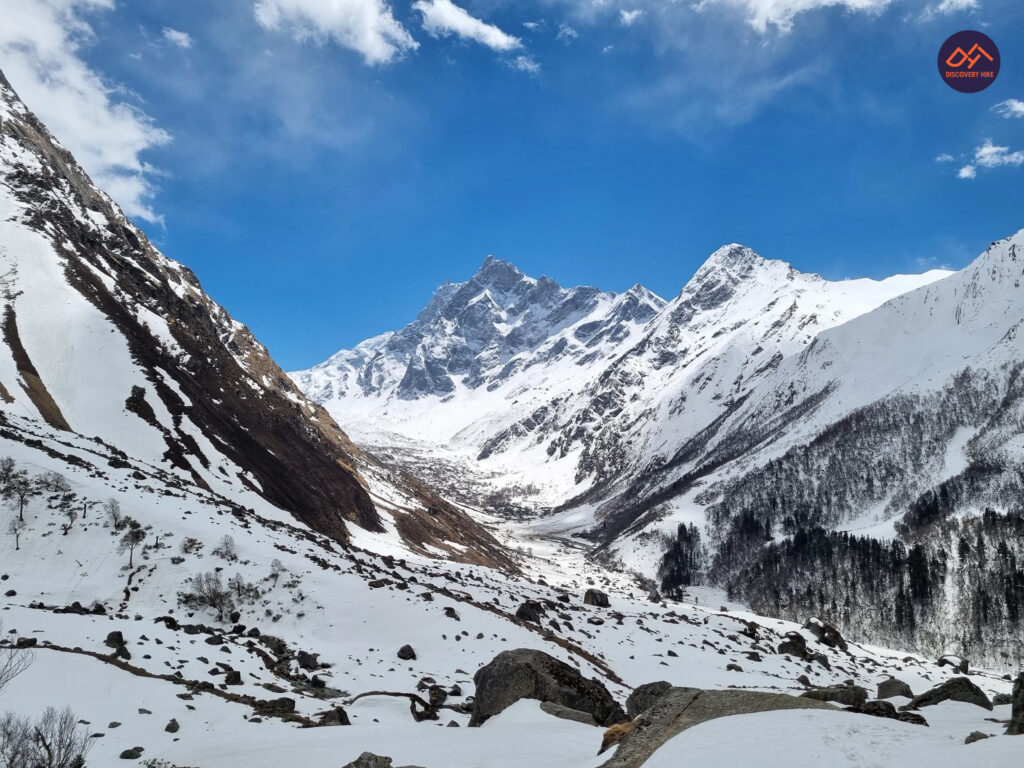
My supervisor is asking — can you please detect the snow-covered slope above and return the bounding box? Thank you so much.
[0,426,1018,765]
[0,68,509,568]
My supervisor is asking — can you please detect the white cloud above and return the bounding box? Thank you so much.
[512,55,541,75]
[994,99,1024,119]
[556,23,579,42]
[956,164,976,179]
[935,153,954,162]
[253,0,417,65]
[932,0,978,12]
[413,0,521,52]
[974,138,1024,169]
[522,21,543,31]
[161,27,192,49]
[602,44,614,54]
[700,0,893,34]
[619,9,644,26]
[0,0,170,223]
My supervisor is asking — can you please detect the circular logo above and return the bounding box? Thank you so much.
[938,30,1000,93]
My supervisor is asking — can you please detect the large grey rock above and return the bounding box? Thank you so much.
[1008,672,1024,735]
[584,589,610,608]
[598,687,836,768]
[469,649,627,727]
[803,618,848,651]
[801,685,868,707]
[539,701,598,725]
[877,678,913,700]
[901,677,992,712]
[626,681,673,718]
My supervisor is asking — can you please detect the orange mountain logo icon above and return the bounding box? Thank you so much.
[939,31,1000,93]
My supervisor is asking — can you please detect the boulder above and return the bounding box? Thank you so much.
[901,677,992,712]
[104,631,125,648]
[844,700,928,726]
[598,687,837,768]
[515,600,545,623]
[803,618,848,651]
[877,678,913,700]
[469,649,627,727]
[801,685,868,708]
[119,747,143,760]
[224,670,242,686]
[965,731,990,744]
[993,692,1013,706]
[397,644,417,661]
[164,719,179,734]
[777,631,807,658]
[626,681,675,719]
[321,707,351,726]
[937,654,969,674]
[1008,672,1024,735]
[584,589,610,608]
[539,701,598,725]
[296,650,319,670]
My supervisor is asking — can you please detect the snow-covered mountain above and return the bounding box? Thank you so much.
[293,247,947,509]
[295,224,1024,665]
[0,69,509,569]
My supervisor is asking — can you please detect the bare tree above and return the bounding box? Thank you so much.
[178,571,234,621]
[0,456,15,486]
[0,707,92,767]
[211,535,237,561]
[60,507,78,536]
[3,472,38,522]
[0,621,34,695]
[8,516,26,550]
[102,498,121,527]
[118,520,146,568]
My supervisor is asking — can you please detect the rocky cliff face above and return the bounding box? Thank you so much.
[0,68,511,569]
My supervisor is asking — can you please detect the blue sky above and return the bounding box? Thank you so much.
[1,0,1022,369]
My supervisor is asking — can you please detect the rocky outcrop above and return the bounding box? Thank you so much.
[901,677,992,712]
[468,649,627,727]
[598,687,837,768]
[626,681,673,718]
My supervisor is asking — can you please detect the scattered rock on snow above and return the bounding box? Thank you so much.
[584,589,610,608]
[965,731,990,744]
[397,644,417,661]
